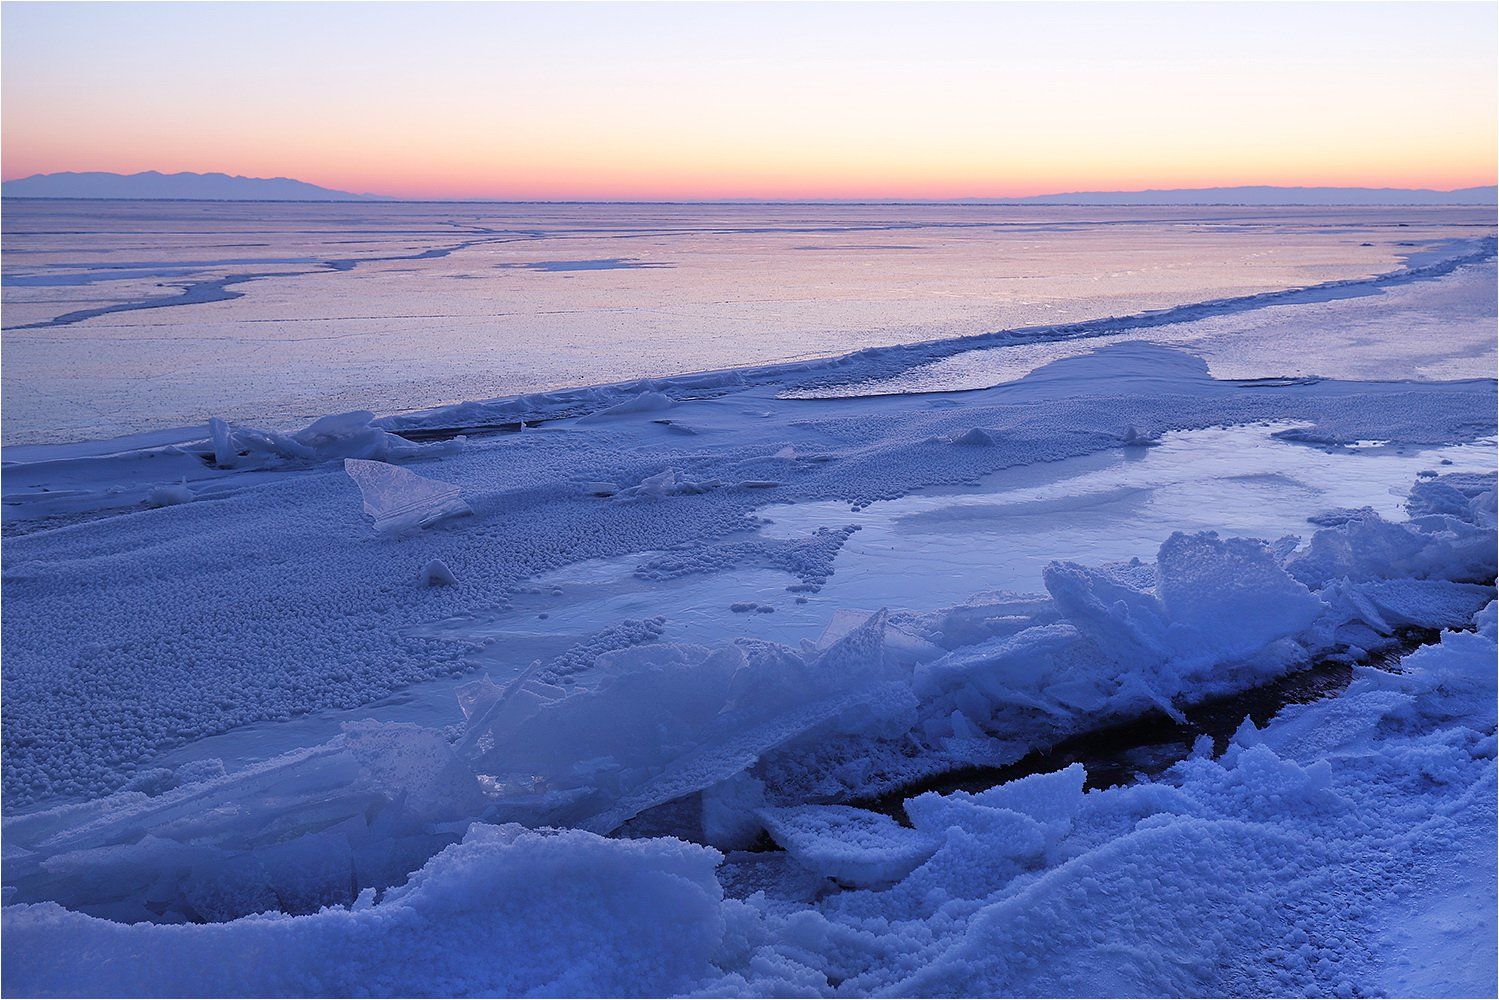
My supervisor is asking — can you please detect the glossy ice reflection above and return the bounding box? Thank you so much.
[4,201,1489,443]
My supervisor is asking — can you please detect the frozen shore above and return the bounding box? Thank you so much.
[1,240,1495,997]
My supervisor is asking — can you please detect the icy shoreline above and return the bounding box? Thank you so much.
[2,239,1496,997]
[3,472,1494,996]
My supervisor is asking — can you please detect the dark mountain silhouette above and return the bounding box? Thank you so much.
[976,185,1497,206]
[2,171,386,201]
[5,174,1493,205]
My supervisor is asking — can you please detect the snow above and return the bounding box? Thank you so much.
[577,390,676,423]
[2,824,726,998]
[1,221,1495,997]
[142,482,193,508]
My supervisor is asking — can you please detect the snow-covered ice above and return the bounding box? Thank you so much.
[1,210,1495,998]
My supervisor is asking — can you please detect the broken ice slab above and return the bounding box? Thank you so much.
[345,458,471,536]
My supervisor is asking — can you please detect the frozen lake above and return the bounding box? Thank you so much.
[3,200,1496,999]
[3,201,1493,444]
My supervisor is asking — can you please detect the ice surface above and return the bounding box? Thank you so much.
[757,421,1495,611]
[815,238,1498,400]
[2,226,1496,997]
[6,470,1490,959]
[3,335,1493,806]
[7,203,1488,446]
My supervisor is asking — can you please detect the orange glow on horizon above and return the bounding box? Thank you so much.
[6,138,1493,202]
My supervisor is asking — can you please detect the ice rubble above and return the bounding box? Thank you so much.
[757,805,936,886]
[3,474,1492,971]
[208,410,458,469]
[948,426,1000,446]
[5,495,1495,996]
[618,466,722,498]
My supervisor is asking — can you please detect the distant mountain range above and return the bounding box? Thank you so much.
[2,172,1495,205]
[1,171,386,201]
[978,185,1497,206]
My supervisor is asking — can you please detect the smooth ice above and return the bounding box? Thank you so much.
[3,201,1491,444]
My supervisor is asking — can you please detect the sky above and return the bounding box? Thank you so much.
[3,1,1496,200]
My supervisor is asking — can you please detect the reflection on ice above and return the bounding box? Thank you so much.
[757,423,1495,608]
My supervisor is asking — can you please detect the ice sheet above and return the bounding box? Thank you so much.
[4,202,1491,445]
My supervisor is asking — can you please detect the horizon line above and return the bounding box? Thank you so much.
[5,172,1498,206]
[5,196,1498,208]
